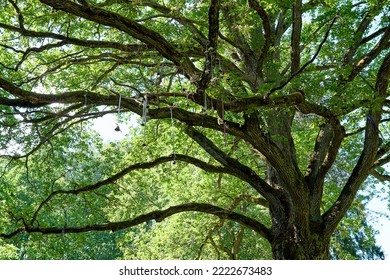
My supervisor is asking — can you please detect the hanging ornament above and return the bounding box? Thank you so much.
[115,94,122,132]
[217,101,227,147]
[142,124,147,147]
[140,95,149,146]
[141,94,149,126]
[118,94,122,116]
[170,106,176,164]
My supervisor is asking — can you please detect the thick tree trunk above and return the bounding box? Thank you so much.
[263,110,332,260]
[271,226,331,259]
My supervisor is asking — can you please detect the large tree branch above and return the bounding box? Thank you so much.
[370,170,390,182]
[0,106,99,159]
[183,125,292,222]
[290,0,302,74]
[305,123,345,221]
[342,5,382,65]
[0,76,246,148]
[124,0,208,46]
[247,0,272,80]
[29,154,233,225]
[223,91,304,112]
[197,0,220,96]
[1,203,272,241]
[38,0,199,78]
[219,4,260,88]
[0,22,154,53]
[345,25,390,83]
[323,51,390,232]
[267,16,338,97]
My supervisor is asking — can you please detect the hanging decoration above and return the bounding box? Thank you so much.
[141,94,149,126]
[210,57,221,85]
[217,101,227,147]
[205,45,213,77]
[170,106,176,164]
[170,79,177,163]
[203,45,214,112]
[118,94,122,116]
[142,124,147,147]
[141,94,149,146]
[114,94,122,132]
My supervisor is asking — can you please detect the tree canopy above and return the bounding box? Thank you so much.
[0,0,389,260]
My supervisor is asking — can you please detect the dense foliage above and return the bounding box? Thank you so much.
[0,0,389,259]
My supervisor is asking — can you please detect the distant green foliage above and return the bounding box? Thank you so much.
[0,0,389,260]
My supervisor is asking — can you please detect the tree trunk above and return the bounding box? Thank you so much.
[263,110,332,260]
[271,225,331,259]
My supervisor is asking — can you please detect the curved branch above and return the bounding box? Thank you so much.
[29,154,233,225]
[267,16,338,97]
[247,0,272,78]
[342,5,382,66]
[1,203,272,241]
[323,49,390,233]
[345,25,390,83]
[370,170,390,182]
[197,0,220,95]
[138,0,208,45]
[38,0,199,78]
[0,22,154,53]
[305,122,345,220]
[184,126,285,206]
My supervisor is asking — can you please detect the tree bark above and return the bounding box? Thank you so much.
[1,0,388,260]
[271,227,331,259]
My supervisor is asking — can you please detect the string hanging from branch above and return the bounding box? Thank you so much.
[141,94,149,126]
[217,100,227,147]
[170,106,176,164]
[141,94,149,146]
[115,94,122,132]
[203,45,214,112]
[142,124,147,147]
[210,56,221,85]
[177,70,189,107]
[205,45,213,78]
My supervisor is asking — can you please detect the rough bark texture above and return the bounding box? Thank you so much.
[1,0,389,259]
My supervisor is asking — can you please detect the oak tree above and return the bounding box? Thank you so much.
[0,0,389,259]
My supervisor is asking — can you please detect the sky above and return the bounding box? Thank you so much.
[92,113,131,143]
[92,113,390,258]
[367,197,390,258]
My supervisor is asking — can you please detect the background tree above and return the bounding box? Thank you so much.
[0,0,389,259]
